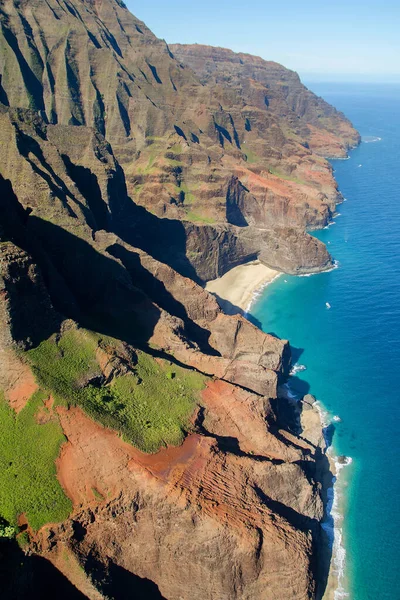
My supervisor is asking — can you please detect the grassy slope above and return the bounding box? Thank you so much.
[0,327,205,530]
[27,328,206,453]
[0,391,72,530]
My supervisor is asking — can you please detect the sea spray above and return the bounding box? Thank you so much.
[315,400,353,600]
[289,363,307,375]
[279,370,352,600]
[299,260,340,277]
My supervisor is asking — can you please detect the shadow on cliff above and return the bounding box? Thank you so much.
[0,175,157,348]
[0,180,221,362]
[209,292,263,330]
[108,165,203,284]
[0,538,86,599]
[271,379,335,600]
[0,173,221,355]
[27,215,164,346]
[107,243,219,355]
[25,217,223,358]
[85,552,166,600]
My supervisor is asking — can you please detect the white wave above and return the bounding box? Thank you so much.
[335,455,353,474]
[332,415,342,423]
[324,221,336,229]
[289,363,307,375]
[244,273,282,314]
[313,402,352,600]
[361,135,382,143]
[330,454,353,600]
[299,260,339,277]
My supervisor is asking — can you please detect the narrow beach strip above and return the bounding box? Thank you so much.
[205,260,280,313]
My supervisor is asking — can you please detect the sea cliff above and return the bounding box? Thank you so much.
[0,1,359,597]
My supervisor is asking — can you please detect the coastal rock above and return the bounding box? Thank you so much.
[34,393,321,600]
[301,395,326,450]
[208,313,290,373]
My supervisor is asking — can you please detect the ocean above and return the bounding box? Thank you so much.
[249,82,400,600]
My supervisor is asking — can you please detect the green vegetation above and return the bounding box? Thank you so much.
[268,167,306,185]
[244,148,260,164]
[91,487,105,501]
[145,151,158,172]
[0,520,17,539]
[27,329,102,407]
[243,148,307,185]
[133,183,144,196]
[27,329,206,453]
[109,355,205,451]
[17,531,30,548]
[174,183,196,205]
[187,250,202,259]
[165,157,183,168]
[186,210,215,224]
[0,391,72,531]
[169,143,183,154]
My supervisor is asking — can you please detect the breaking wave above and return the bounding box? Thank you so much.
[361,135,382,143]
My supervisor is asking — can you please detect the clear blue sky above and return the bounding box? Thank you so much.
[126,0,400,82]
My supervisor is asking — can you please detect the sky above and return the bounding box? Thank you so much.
[126,0,400,83]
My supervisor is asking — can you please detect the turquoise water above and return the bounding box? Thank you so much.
[250,83,400,600]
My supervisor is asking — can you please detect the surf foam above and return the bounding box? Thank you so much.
[314,401,352,600]
[244,272,282,314]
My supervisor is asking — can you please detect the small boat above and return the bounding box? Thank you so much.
[326,302,331,309]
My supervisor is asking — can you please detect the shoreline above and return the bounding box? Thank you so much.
[205,261,281,314]
[208,257,351,600]
[283,378,352,600]
[315,402,352,600]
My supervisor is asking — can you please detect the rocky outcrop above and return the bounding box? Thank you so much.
[33,381,328,600]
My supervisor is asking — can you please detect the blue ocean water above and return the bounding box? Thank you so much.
[250,83,400,600]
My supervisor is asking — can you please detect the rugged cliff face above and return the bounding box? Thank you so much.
[0,0,359,276]
[0,0,356,598]
[170,44,359,158]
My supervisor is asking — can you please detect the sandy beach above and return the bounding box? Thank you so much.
[205,260,281,314]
